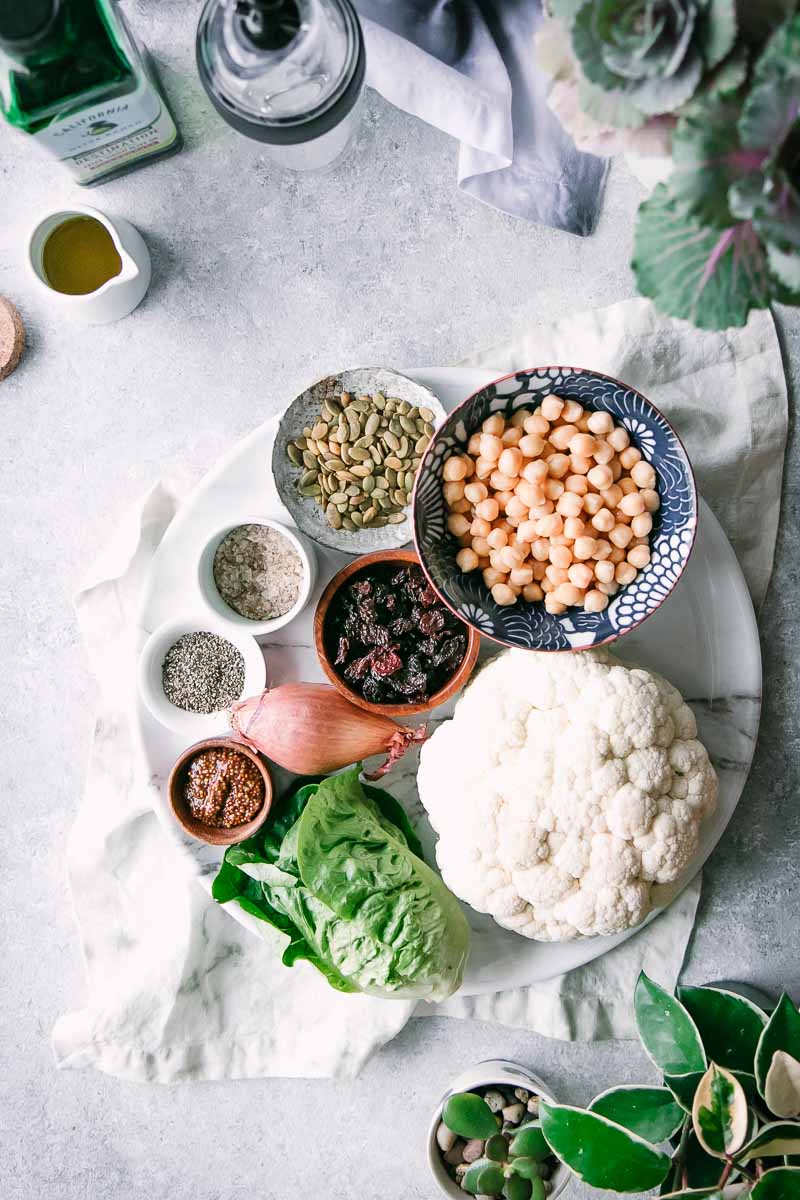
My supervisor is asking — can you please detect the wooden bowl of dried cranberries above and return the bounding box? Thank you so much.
[314,548,480,717]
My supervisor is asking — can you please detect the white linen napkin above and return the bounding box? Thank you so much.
[53,299,787,1081]
[357,1,609,234]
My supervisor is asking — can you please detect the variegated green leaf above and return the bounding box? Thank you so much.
[691,1064,748,1159]
[539,1102,671,1192]
[751,1167,800,1200]
[635,972,707,1077]
[590,1086,684,1143]
[741,1121,800,1162]
[757,995,800,1099]
[678,986,767,1074]
[766,1052,800,1120]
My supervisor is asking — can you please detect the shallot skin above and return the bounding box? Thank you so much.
[229,683,426,778]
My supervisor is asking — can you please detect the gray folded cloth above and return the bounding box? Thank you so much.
[356,0,609,234]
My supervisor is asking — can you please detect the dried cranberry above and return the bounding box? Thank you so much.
[335,636,349,665]
[418,609,445,636]
[370,647,403,677]
[344,654,372,681]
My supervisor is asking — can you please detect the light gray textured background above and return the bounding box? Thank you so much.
[1,3,798,1198]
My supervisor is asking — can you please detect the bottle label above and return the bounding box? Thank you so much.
[33,78,178,183]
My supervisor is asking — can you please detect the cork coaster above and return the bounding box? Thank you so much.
[0,297,25,381]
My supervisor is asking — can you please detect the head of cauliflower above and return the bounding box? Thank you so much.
[417,648,718,941]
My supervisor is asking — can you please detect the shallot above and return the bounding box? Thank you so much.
[229,683,426,779]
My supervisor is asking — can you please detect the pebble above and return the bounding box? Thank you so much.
[527,1097,540,1114]
[454,1164,468,1180]
[0,297,24,381]
[436,1122,457,1153]
[462,1139,485,1164]
[502,1103,525,1124]
[483,1089,507,1113]
[514,1088,530,1103]
[443,1140,465,1166]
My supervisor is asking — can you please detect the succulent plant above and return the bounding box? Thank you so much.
[440,1090,556,1199]
[539,972,800,1198]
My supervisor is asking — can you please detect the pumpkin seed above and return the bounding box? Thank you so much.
[311,422,328,440]
[329,491,348,504]
[362,507,378,526]
[424,421,435,437]
[384,455,404,470]
[326,504,342,529]
[399,415,417,436]
[350,511,363,527]
[303,425,313,438]
[345,484,361,498]
[387,512,406,524]
[323,400,341,420]
[389,417,404,436]
[350,464,372,477]
[300,469,318,487]
[418,406,434,422]
[385,467,397,487]
[369,445,383,465]
[302,450,317,469]
[340,444,352,464]
[364,413,381,437]
[384,430,400,451]
[286,443,303,465]
[397,400,411,415]
[363,475,376,494]
[394,489,408,506]
[348,445,371,462]
[372,393,386,410]
[342,517,356,531]
[294,436,308,450]
[404,470,416,493]
[415,435,430,454]
[376,494,393,510]
[340,391,352,406]
[300,483,321,497]
[397,436,409,458]
[372,515,388,527]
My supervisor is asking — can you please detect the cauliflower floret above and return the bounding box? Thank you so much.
[417,648,718,941]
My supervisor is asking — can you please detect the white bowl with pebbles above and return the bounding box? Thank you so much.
[272,367,446,553]
[138,614,267,737]
[427,1059,570,1200]
[197,517,316,637]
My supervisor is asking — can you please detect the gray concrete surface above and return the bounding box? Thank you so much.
[1,3,798,1198]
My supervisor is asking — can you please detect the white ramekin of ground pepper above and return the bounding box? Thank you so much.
[138,614,267,737]
[197,516,317,637]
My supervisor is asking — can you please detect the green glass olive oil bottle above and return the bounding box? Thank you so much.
[0,0,181,185]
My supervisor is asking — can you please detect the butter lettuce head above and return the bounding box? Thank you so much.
[213,768,470,1002]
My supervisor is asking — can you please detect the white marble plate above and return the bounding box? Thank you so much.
[137,367,761,996]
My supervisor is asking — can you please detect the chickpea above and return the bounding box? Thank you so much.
[519,433,545,458]
[510,408,532,428]
[587,410,614,435]
[608,545,626,564]
[641,487,661,512]
[463,457,475,479]
[569,433,598,459]
[457,532,472,548]
[496,490,515,511]
[515,480,543,508]
[464,480,489,504]
[568,453,594,472]
[592,539,613,561]
[482,413,505,436]
[631,512,653,538]
[592,440,616,465]
[490,470,518,492]
[563,516,586,541]
[536,514,563,538]
[531,561,547,581]
[614,509,632,526]
[618,476,638,495]
[524,412,550,436]
[531,537,551,561]
[541,577,553,594]
[568,562,593,589]
[517,520,539,544]
[540,396,564,421]
[483,567,505,589]
[606,426,630,452]
[472,536,491,557]
[546,564,570,586]
[487,527,509,550]
[546,453,571,480]
[523,583,544,603]
[549,424,579,451]
[456,547,479,572]
[583,492,603,516]
[543,478,565,501]
[467,433,482,455]
[594,559,615,584]
[627,544,651,569]
[522,459,549,484]
[443,455,468,482]
[560,481,588,507]
[584,589,609,613]
[489,550,508,572]
[499,545,526,570]
[553,582,584,607]
[609,523,634,549]
[557,491,584,518]
[586,463,614,491]
[447,513,470,537]
[561,400,584,424]
[619,491,646,517]
[470,517,492,538]
[474,457,494,479]
[475,497,500,522]
[443,480,465,504]
[544,592,567,614]
[501,426,524,447]
[601,484,623,509]
[597,580,620,597]
[510,566,535,587]
[529,501,555,519]
[631,460,657,490]
[506,495,529,519]
[619,445,642,470]
[499,447,524,477]
[450,498,471,514]
[610,459,623,481]
[573,535,598,560]
[577,414,593,432]
[492,583,517,606]
[479,433,503,462]
[591,507,615,534]
[615,561,638,585]
[550,544,573,570]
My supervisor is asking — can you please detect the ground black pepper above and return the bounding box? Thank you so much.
[162,631,245,713]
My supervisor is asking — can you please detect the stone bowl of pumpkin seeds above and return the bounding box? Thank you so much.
[273,367,446,553]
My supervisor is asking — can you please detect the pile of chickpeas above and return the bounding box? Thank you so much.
[442,395,659,614]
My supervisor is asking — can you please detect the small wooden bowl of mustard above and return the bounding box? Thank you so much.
[168,736,273,846]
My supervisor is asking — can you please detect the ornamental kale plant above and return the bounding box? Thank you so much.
[539,2,800,329]
[539,972,800,1197]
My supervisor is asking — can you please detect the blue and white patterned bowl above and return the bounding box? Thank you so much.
[412,367,697,652]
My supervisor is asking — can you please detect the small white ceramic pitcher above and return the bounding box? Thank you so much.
[27,204,151,324]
